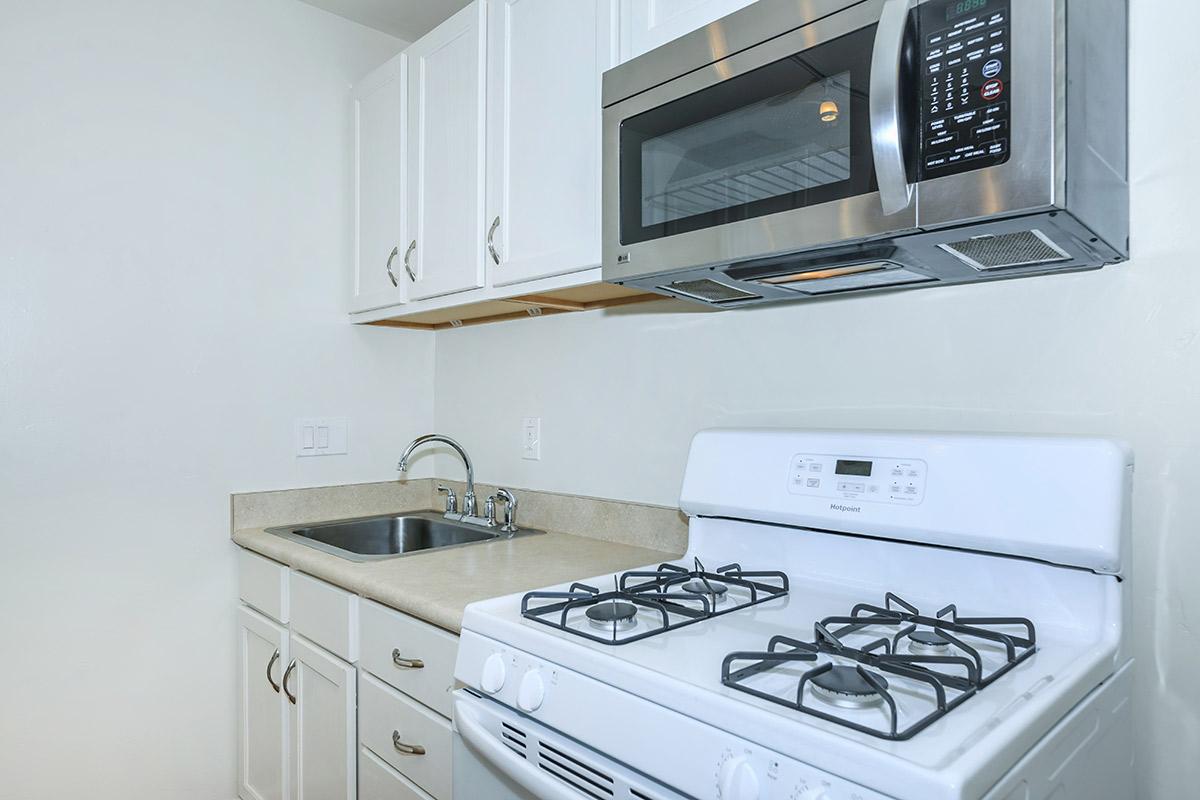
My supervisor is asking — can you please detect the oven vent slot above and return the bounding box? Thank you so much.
[939,229,1072,271]
[534,738,616,799]
[501,721,528,757]
[658,278,760,303]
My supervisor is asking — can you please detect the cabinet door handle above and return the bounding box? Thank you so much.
[282,660,297,705]
[487,216,501,265]
[403,240,417,282]
[392,648,425,670]
[266,649,281,693]
[385,246,400,287]
[392,731,426,756]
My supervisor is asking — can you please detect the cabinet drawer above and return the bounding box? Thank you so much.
[360,599,458,717]
[360,673,453,800]
[238,548,289,623]
[288,571,359,662]
[360,746,435,800]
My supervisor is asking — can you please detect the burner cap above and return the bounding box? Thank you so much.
[908,628,953,654]
[586,600,638,631]
[810,666,889,708]
[681,579,728,601]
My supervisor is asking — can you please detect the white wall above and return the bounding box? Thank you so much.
[0,2,430,797]
[435,2,1198,797]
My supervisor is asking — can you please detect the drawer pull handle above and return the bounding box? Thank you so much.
[392,731,426,756]
[392,649,425,669]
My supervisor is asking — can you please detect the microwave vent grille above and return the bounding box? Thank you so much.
[939,229,1072,271]
[660,278,760,303]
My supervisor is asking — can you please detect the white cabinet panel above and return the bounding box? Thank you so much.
[406,2,487,301]
[486,0,615,286]
[290,634,357,800]
[359,674,453,800]
[352,53,408,313]
[360,747,435,800]
[238,606,289,800]
[238,549,289,624]
[359,599,458,718]
[619,0,758,61]
[288,571,360,664]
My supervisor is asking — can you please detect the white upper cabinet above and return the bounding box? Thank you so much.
[405,1,487,301]
[618,0,758,62]
[352,53,407,313]
[485,0,616,287]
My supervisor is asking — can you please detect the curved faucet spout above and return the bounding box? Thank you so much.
[397,434,476,517]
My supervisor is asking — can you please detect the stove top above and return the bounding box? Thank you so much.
[520,558,788,645]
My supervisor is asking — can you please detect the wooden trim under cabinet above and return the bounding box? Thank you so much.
[362,283,669,330]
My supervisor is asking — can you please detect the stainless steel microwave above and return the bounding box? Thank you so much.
[601,0,1128,307]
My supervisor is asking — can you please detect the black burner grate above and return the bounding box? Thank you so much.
[721,592,1037,740]
[520,559,788,646]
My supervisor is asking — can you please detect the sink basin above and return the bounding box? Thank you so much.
[265,511,541,562]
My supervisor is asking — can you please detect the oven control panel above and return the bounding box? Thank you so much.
[918,0,1011,180]
[788,453,927,505]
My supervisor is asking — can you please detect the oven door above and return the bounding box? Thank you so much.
[603,0,921,283]
[453,691,688,800]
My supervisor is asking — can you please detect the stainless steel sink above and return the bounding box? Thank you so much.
[265,511,542,562]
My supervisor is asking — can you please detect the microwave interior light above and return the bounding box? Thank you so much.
[819,100,840,122]
[757,262,885,285]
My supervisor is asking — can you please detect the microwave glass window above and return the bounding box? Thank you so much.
[639,73,852,228]
[619,24,891,246]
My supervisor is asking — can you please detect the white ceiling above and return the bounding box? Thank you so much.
[298,0,471,42]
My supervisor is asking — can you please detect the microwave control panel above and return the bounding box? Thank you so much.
[788,454,927,505]
[918,0,1011,180]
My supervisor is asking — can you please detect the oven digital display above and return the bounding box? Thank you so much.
[835,460,873,477]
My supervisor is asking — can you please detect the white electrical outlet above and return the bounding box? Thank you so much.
[522,417,541,460]
[295,418,348,457]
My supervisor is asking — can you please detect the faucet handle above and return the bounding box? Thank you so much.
[484,495,498,527]
[495,488,518,532]
[436,484,458,515]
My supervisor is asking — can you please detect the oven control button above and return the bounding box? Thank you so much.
[717,757,759,800]
[516,670,545,712]
[480,653,506,694]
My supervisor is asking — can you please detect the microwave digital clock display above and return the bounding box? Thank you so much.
[946,0,990,22]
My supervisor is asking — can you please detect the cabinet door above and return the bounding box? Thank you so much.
[485,0,615,287]
[290,635,356,800]
[619,0,757,62]
[238,606,289,800]
[406,2,487,301]
[352,53,408,313]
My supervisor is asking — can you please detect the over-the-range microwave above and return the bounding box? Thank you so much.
[601,0,1128,307]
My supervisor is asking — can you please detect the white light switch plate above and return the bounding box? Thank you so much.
[295,418,348,457]
[522,417,541,461]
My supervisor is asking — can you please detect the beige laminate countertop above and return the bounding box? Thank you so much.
[233,522,682,633]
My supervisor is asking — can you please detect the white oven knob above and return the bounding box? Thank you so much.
[480,653,506,694]
[516,670,545,712]
[717,757,759,800]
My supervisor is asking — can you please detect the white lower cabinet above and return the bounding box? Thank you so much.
[291,634,358,800]
[237,550,459,800]
[238,606,289,800]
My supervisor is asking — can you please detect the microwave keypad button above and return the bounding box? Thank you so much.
[810,463,822,472]
[807,478,821,489]
[929,133,957,148]
[981,79,1004,101]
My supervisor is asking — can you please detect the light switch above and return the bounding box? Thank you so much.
[522,417,541,461]
[295,418,348,457]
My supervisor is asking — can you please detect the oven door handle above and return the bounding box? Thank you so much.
[454,696,585,800]
[870,0,917,215]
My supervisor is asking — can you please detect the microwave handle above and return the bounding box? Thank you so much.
[870,0,917,215]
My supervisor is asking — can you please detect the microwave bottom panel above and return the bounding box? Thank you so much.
[623,211,1121,308]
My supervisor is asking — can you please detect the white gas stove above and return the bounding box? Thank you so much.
[452,430,1134,800]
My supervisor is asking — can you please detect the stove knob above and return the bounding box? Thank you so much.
[480,653,506,694]
[717,757,759,800]
[516,670,545,712]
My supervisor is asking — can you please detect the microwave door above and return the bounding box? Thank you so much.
[603,0,920,283]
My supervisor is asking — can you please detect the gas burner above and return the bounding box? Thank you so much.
[907,628,953,654]
[586,600,638,631]
[722,592,1038,740]
[520,560,788,646]
[681,578,728,602]
[810,666,889,708]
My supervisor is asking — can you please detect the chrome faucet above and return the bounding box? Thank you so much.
[398,434,478,519]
